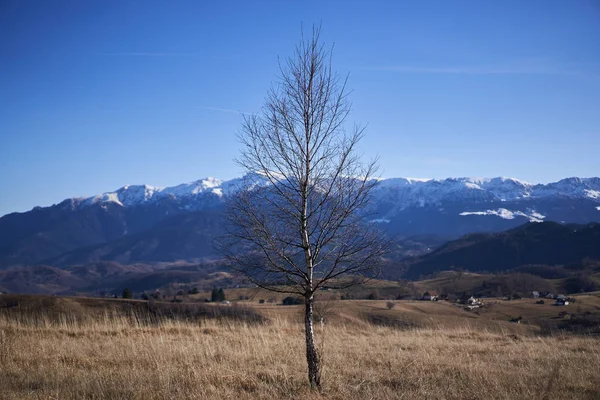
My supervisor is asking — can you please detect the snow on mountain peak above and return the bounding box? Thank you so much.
[377,177,432,188]
[77,175,600,211]
[162,177,223,197]
[82,192,124,207]
[79,177,226,209]
[496,177,531,185]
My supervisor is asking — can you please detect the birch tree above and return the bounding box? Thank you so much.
[219,27,389,388]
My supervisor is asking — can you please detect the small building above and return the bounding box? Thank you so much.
[555,294,567,301]
[421,291,438,301]
[467,296,483,306]
[464,296,483,310]
[531,291,540,298]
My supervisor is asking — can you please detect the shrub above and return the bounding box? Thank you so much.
[282,296,302,305]
[562,274,600,294]
[211,288,226,302]
[366,292,379,300]
[122,288,132,299]
[386,301,395,310]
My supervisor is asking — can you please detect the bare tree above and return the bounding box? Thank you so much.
[218,27,389,388]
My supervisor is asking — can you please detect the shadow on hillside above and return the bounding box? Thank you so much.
[364,312,420,330]
[0,295,267,327]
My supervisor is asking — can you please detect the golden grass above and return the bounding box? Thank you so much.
[1,299,600,399]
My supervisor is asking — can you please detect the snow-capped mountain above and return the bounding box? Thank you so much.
[1,175,599,268]
[79,178,225,208]
[358,176,600,238]
[74,175,600,210]
[374,176,600,206]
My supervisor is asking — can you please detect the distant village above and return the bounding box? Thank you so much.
[419,290,573,309]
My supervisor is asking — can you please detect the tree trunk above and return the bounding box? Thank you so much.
[304,296,321,388]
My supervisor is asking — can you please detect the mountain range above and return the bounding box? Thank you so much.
[1,175,600,269]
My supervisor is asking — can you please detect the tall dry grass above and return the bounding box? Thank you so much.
[1,304,599,399]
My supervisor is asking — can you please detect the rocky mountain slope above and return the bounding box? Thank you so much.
[1,175,599,268]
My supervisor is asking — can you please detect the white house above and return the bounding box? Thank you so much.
[555,298,569,306]
[421,291,438,301]
[467,296,483,306]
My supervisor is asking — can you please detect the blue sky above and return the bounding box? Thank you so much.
[1,0,599,216]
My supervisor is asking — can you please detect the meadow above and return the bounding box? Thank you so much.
[1,294,600,399]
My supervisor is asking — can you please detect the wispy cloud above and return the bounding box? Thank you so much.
[360,61,582,76]
[99,52,195,57]
[197,106,256,116]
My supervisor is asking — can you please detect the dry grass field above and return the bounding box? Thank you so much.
[1,294,600,399]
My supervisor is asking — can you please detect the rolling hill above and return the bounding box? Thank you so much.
[403,221,600,279]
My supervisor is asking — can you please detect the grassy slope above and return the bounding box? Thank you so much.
[1,294,600,399]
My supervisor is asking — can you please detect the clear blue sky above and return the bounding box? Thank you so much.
[1,0,600,216]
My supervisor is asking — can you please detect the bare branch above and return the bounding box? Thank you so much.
[216,26,390,388]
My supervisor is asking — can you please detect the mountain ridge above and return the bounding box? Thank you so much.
[5,175,600,217]
[74,175,600,210]
[402,221,600,279]
[1,175,599,269]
